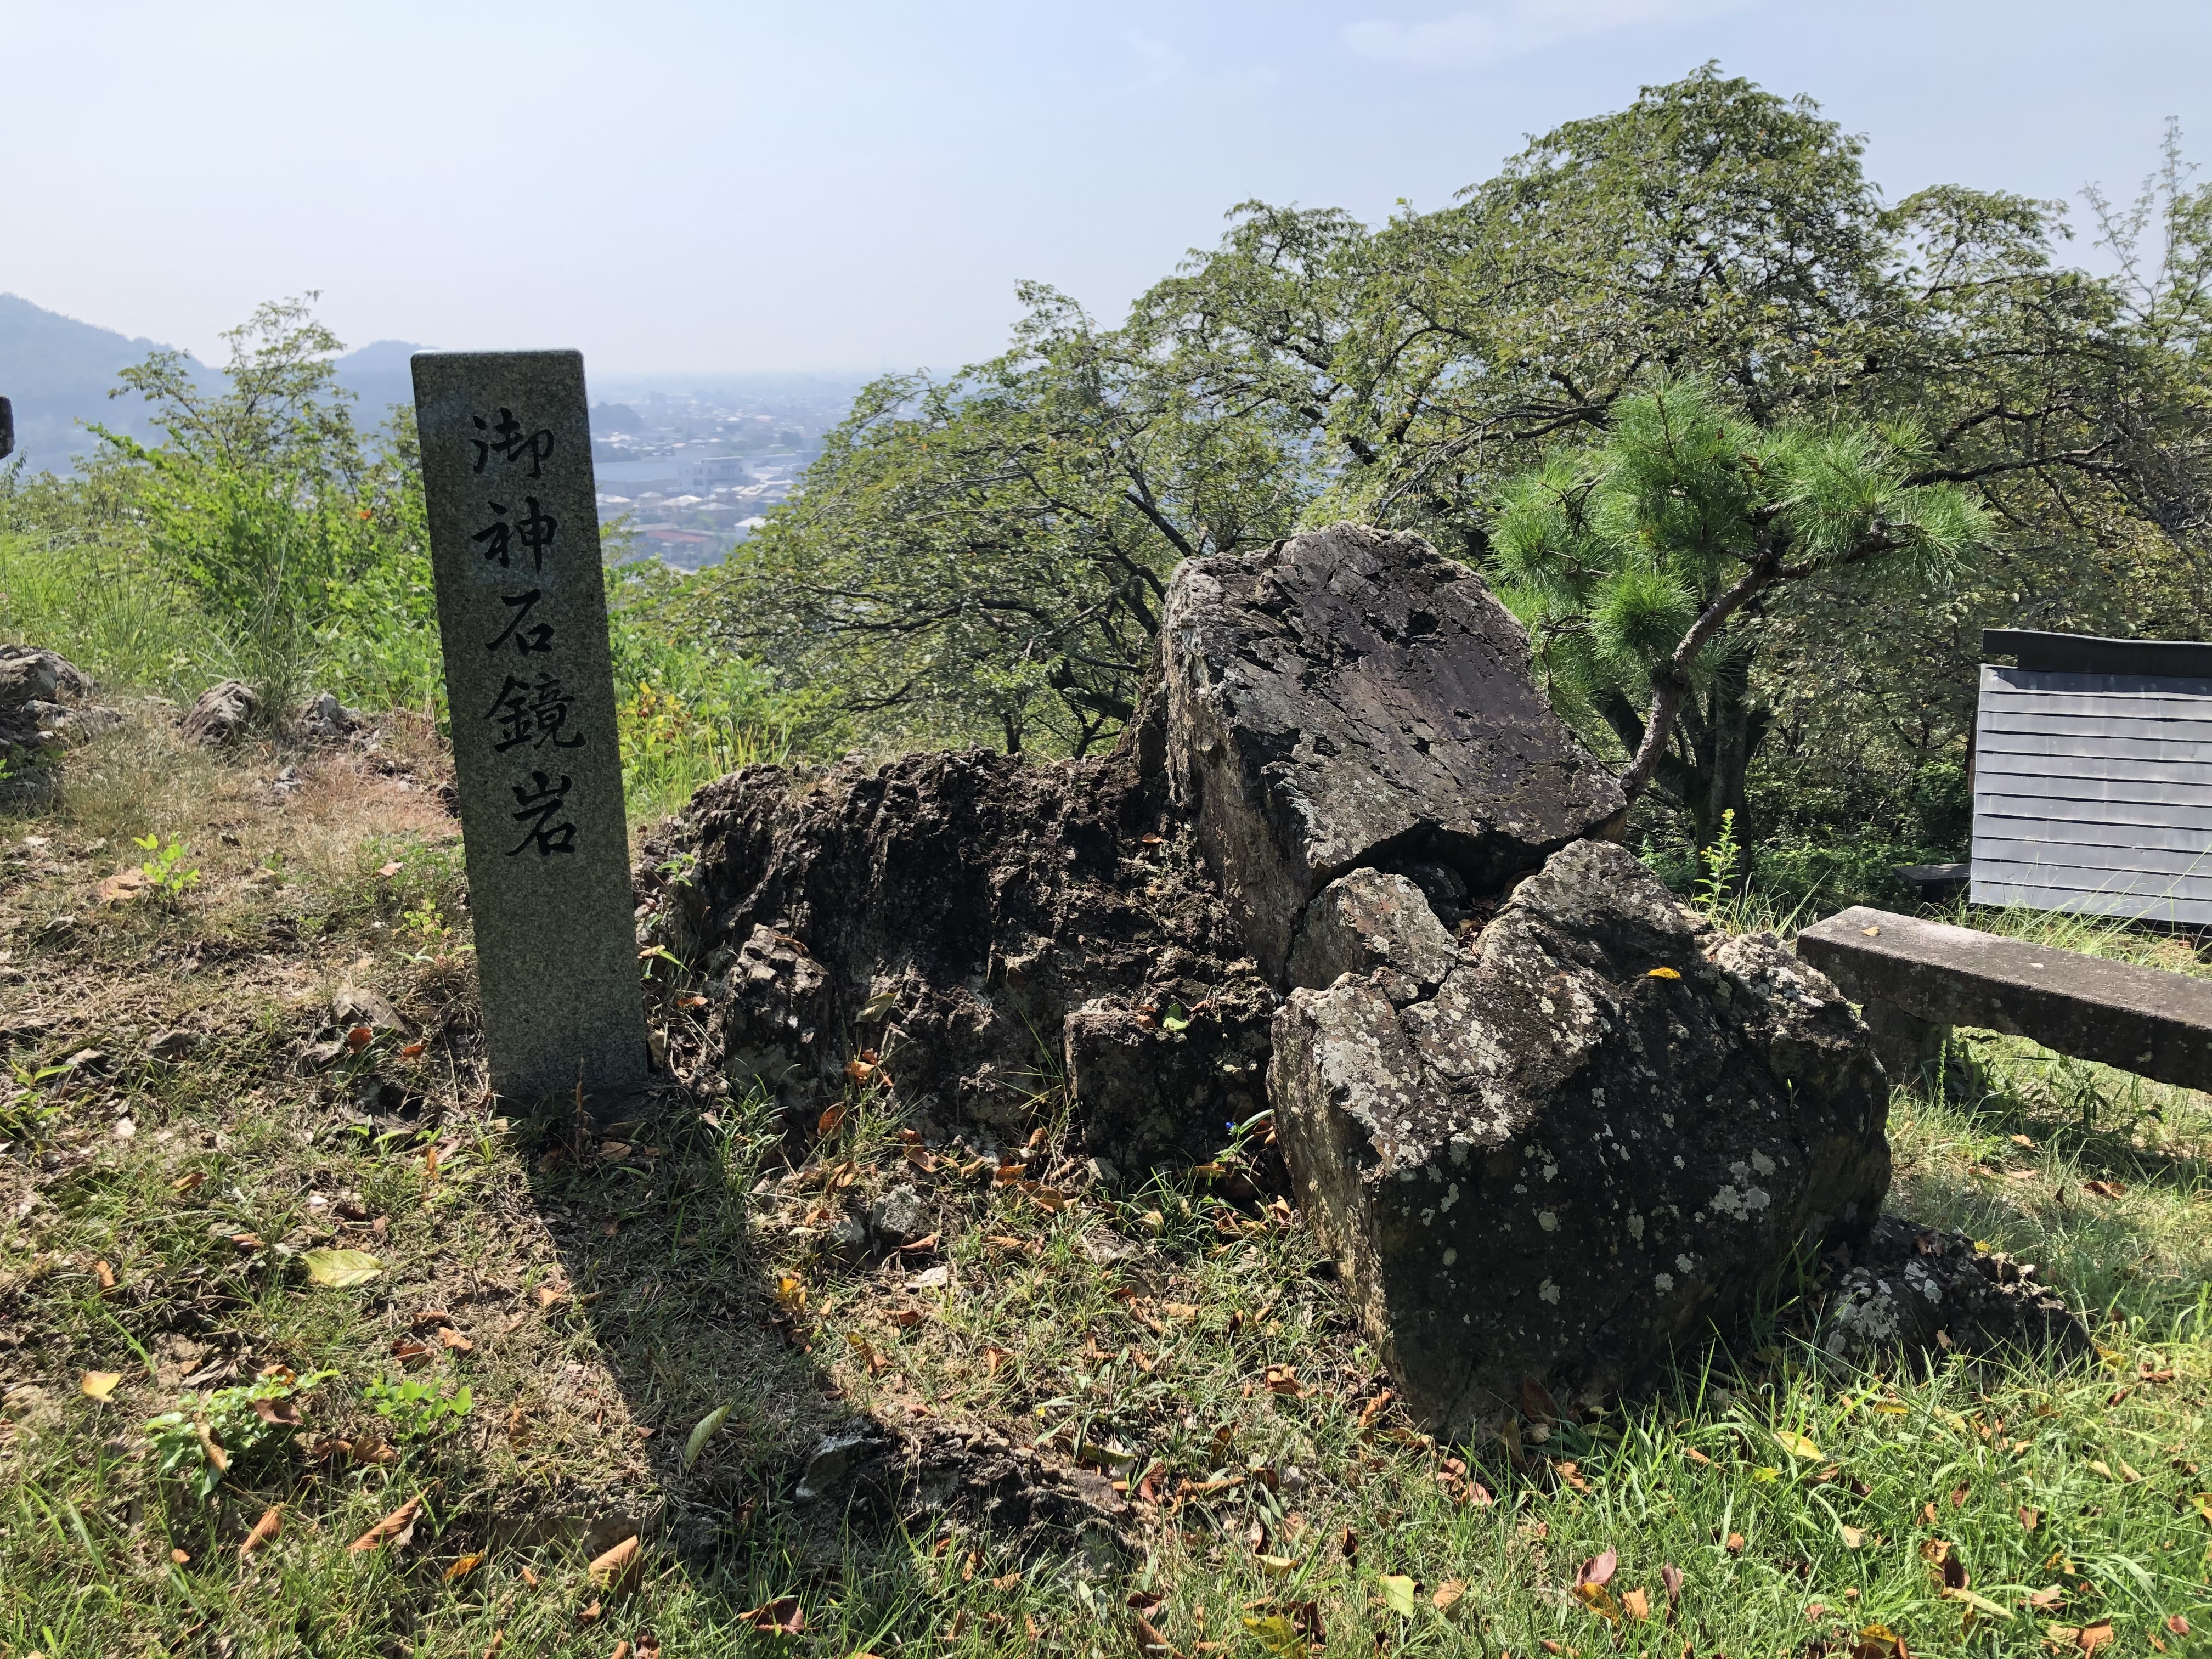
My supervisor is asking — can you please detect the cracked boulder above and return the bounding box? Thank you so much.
[1161,524,1626,983]
[1271,838,1890,1435]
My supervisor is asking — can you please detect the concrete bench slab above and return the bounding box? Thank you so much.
[1795,905,2212,1092]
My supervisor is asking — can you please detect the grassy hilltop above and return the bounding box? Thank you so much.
[0,706,2208,1656]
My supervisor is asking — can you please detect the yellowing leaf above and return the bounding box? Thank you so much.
[1256,1553,1302,1576]
[1942,1588,2014,1620]
[302,1249,383,1288]
[1378,1574,1419,1616]
[1839,1525,1867,1549]
[775,1274,806,1313]
[1243,1615,1308,1657]
[444,1551,485,1581]
[684,1403,733,1470]
[1774,1430,1822,1460]
[1646,967,1682,980]
[80,1370,122,1402]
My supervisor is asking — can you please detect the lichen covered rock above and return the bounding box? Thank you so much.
[1270,838,1891,1435]
[1819,1216,2089,1368]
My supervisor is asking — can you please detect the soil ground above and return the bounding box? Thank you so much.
[4,705,2212,1658]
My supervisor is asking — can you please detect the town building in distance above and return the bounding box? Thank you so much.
[586,377,860,569]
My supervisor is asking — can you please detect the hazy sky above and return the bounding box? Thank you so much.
[7,1,2209,376]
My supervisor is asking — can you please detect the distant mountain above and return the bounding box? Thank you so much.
[0,292,219,473]
[332,339,426,420]
[0,295,429,475]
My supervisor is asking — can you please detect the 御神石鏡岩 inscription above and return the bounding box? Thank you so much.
[411,351,650,1102]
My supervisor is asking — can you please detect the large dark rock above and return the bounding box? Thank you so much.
[645,747,1275,1164]
[1270,839,1891,1436]
[1161,524,1626,983]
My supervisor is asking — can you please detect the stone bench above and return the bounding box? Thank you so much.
[1796,911,2212,1092]
[1796,905,2212,1091]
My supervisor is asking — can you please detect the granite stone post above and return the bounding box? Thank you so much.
[411,351,650,1101]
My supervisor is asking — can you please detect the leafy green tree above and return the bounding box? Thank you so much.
[700,287,1309,754]
[91,297,401,715]
[1490,377,1988,834]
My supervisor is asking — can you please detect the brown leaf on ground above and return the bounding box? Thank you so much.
[240,1505,282,1557]
[2083,1181,2126,1199]
[1434,1580,1467,1612]
[439,1327,473,1353]
[345,1025,374,1053]
[2168,1617,2192,1637]
[444,1551,484,1581]
[1622,1587,1650,1621]
[348,1495,422,1552]
[589,1534,643,1595]
[1356,1391,1393,1432]
[983,1345,1011,1376]
[2025,1589,2065,1611]
[250,1396,302,1427]
[2078,1622,2115,1652]
[171,1171,206,1193]
[1133,1615,1177,1656]
[195,1421,229,1474]
[94,1260,116,1294]
[1576,1549,1619,1589]
[737,1598,804,1635]
[2021,1507,2040,1531]
[1950,1482,1970,1506]
[95,868,153,906]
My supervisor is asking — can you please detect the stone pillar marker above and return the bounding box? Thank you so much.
[411,351,649,1101]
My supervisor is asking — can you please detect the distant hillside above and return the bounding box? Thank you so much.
[0,294,426,475]
[0,292,220,473]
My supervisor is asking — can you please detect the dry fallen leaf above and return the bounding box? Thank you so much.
[2020,1506,2040,1531]
[1840,1525,1867,1549]
[2083,1181,2127,1200]
[1622,1587,1651,1621]
[80,1370,122,1402]
[2079,1621,2115,1652]
[348,1495,422,1553]
[240,1505,282,1558]
[95,868,153,906]
[444,1551,484,1582]
[1433,1579,1467,1612]
[738,1598,804,1636]
[588,1533,643,1595]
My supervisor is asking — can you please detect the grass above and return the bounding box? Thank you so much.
[3,712,2211,1657]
